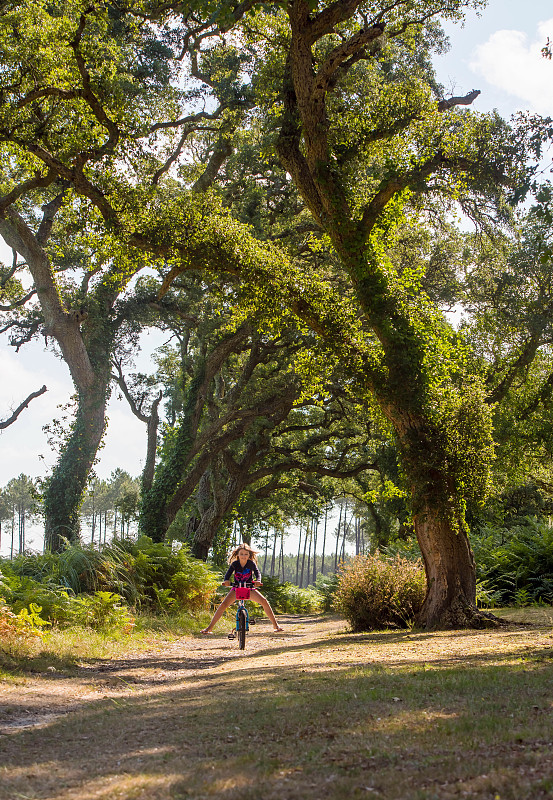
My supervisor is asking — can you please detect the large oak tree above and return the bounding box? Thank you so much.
[0,0,531,626]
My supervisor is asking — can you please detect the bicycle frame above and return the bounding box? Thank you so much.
[228,582,258,649]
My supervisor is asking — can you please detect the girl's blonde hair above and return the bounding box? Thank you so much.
[228,543,259,565]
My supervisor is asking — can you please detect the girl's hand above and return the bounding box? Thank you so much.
[253,580,262,587]
[222,580,230,586]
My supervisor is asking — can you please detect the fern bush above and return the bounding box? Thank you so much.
[0,599,49,644]
[335,553,426,631]
[114,537,220,611]
[474,518,553,605]
[67,591,135,632]
[0,538,220,619]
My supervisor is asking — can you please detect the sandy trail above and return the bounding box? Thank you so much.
[1,614,553,800]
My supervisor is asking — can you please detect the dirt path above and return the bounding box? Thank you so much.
[1,614,553,800]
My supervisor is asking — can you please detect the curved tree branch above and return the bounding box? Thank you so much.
[0,385,47,429]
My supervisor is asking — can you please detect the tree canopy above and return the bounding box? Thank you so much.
[1,0,552,627]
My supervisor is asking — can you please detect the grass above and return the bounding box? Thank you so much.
[1,610,552,799]
[0,609,215,676]
[492,606,553,625]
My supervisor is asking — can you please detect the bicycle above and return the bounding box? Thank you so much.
[227,581,259,649]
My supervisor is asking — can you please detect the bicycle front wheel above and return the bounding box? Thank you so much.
[237,607,247,650]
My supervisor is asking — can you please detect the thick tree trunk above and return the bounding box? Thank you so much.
[396,415,500,630]
[0,209,116,553]
[44,384,108,552]
[190,476,241,560]
[413,499,499,629]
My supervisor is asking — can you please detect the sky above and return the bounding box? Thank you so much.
[0,1,552,552]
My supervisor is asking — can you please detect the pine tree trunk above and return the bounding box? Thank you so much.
[306,526,312,586]
[270,527,277,576]
[334,504,343,571]
[321,509,327,575]
[312,518,318,584]
[300,522,308,588]
[296,523,302,585]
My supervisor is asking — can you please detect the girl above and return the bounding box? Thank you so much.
[201,543,283,633]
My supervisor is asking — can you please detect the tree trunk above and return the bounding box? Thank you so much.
[44,385,108,552]
[334,503,343,571]
[413,500,496,629]
[142,391,162,494]
[270,527,278,576]
[295,523,302,584]
[312,518,318,584]
[190,474,243,559]
[321,509,327,575]
[300,522,308,588]
[392,410,499,629]
[0,210,117,554]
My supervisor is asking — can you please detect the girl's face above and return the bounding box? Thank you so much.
[238,548,250,563]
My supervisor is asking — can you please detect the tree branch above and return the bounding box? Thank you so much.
[0,170,57,215]
[437,90,481,112]
[0,289,36,311]
[0,385,47,429]
[312,24,385,102]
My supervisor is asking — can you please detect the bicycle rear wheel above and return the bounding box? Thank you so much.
[237,607,247,650]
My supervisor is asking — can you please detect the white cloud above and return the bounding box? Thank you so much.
[469,18,553,115]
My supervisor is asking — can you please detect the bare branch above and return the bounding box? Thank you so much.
[17,86,78,107]
[0,385,47,429]
[111,358,149,423]
[148,108,224,134]
[437,90,481,112]
[152,127,192,185]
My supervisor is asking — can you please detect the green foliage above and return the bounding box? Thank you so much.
[335,553,426,631]
[94,537,221,611]
[0,599,49,654]
[1,565,132,631]
[259,574,323,613]
[473,518,553,605]
[314,572,340,612]
[66,591,134,632]
[0,537,220,618]
[475,579,502,609]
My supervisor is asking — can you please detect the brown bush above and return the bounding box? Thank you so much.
[335,553,426,631]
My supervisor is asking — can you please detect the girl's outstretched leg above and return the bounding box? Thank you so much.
[251,590,283,631]
[201,591,235,634]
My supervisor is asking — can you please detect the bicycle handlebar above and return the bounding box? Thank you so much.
[231,581,262,588]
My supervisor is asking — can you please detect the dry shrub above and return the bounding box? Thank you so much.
[335,553,426,631]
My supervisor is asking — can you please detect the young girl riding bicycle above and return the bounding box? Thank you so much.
[201,543,283,634]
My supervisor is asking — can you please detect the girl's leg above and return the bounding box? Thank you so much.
[251,590,283,631]
[201,591,236,633]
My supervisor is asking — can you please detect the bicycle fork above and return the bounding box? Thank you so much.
[228,600,249,639]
